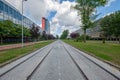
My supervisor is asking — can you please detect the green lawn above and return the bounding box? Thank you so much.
[63,40,120,66]
[0,40,54,65]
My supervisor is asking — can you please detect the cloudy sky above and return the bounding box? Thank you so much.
[6,0,120,36]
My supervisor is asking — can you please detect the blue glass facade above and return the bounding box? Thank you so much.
[0,0,33,27]
[45,19,50,34]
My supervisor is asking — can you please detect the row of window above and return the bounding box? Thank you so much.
[0,1,33,27]
[0,1,22,20]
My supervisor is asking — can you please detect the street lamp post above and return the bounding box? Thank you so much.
[22,0,27,47]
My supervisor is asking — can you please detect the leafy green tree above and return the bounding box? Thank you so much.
[112,11,120,43]
[0,20,31,44]
[100,15,111,43]
[14,24,31,37]
[42,31,47,40]
[0,20,15,44]
[75,0,108,42]
[56,35,59,39]
[60,30,69,39]
[0,21,4,44]
[14,24,22,37]
[3,20,15,36]
[100,11,120,43]
[23,27,31,37]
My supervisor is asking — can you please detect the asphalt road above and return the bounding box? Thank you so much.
[0,40,120,80]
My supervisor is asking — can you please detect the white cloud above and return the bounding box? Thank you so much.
[6,0,53,23]
[106,0,116,7]
[5,0,22,11]
[102,11,114,18]
[50,1,81,36]
[6,0,81,36]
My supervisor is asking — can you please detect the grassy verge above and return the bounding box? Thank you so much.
[63,40,120,66]
[0,40,54,65]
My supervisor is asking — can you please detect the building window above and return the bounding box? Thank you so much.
[0,1,3,11]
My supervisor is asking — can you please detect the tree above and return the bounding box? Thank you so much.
[0,20,32,44]
[112,11,120,43]
[100,15,112,43]
[75,0,108,42]
[30,23,40,41]
[0,20,15,44]
[60,30,69,39]
[100,11,120,43]
[23,27,31,37]
[0,21,4,44]
[47,34,55,40]
[56,35,59,39]
[70,32,79,39]
[13,24,31,37]
[42,31,47,40]
[14,24,22,37]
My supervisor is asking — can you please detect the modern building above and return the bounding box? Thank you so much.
[73,25,102,39]
[45,19,50,34]
[42,17,45,30]
[86,25,101,38]
[0,0,43,43]
[42,17,50,34]
[0,0,33,28]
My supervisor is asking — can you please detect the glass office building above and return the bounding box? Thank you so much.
[0,0,33,28]
[45,19,50,34]
[42,17,50,34]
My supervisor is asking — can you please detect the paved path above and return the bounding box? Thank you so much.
[0,40,120,80]
[0,41,43,51]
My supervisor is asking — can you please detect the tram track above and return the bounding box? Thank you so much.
[63,44,89,80]
[0,44,52,77]
[26,47,53,80]
[63,42,120,80]
[72,47,120,80]
[0,40,120,80]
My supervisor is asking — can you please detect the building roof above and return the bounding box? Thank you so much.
[1,0,20,13]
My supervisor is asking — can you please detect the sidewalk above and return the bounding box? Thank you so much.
[0,42,41,51]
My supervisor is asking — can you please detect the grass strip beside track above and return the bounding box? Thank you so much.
[63,40,120,66]
[0,40,54,65]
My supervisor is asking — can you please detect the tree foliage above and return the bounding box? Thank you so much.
[0,20,31,44]
[42,31,47,40]
[56,35,59,39]
[47,34,55,40]
[30,23,40,41]
[75,0,108,42]
[60,30,69,39]
[100,10,120,43]
[70,32,79,39]
[40,31,55,40]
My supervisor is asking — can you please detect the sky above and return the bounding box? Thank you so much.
[5,0,120,36]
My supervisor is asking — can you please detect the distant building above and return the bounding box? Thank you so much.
[42,17,45,30]
[45,19,50,34]
[42,17,50,34]
[86,25,101,38]
[73,25,102,39]
[74,28,84,35]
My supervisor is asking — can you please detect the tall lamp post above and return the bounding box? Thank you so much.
[22,0,27,47]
